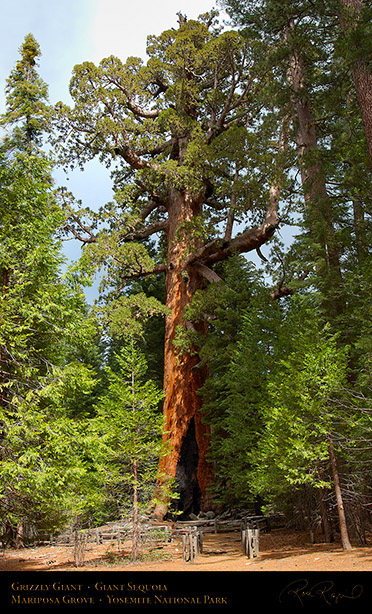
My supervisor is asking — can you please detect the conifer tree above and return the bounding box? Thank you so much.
[0,33,95,410]
[245,310,352,549]
[54,12,288,518]
[92,342,164,559]
[0,35,98,544]
[1,33,50,152]
[338,0,372,168]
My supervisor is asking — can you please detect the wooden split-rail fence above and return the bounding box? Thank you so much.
[42,514,268,565]
[48,524,172,548]
[175,515,264,563]
[47,523,173,568]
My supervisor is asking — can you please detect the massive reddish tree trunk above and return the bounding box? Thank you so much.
[340,0,372,168]
[153,189,215,520]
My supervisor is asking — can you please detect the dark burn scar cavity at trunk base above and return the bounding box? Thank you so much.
[175,417,201,518]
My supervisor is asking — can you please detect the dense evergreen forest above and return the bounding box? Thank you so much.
[1,0,372,553]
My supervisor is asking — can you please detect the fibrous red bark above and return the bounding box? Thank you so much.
[153,188,215,519]
[339,0,372,169]
[152,177,283,519]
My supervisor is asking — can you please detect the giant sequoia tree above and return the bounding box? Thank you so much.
[55,13,286,518]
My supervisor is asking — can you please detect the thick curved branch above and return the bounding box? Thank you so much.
[126,98,160,119]
[122,263,167,281]
[96,94,166,166]
[183,171,281,267]
[203,207,279,266]
[181,206,278,269]
[182,142,285,268]
[114,143,159,171]
[139,198,165,220]
[192,263,223,284]
[200,119,288,266]
[121,219,168,242]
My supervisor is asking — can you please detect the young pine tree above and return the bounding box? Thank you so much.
[92,342,164,560]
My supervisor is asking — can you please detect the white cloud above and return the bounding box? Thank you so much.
[91,0,220,63]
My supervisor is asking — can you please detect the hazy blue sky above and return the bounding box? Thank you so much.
[1,1,221,299]
[1,0,220,109]
[1,0,220,190]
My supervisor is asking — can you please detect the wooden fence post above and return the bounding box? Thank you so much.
[198,530,203,554]
[242,529,247,555]
[242,527,259,559]
[74,530,85,568]
[252,528,259,557]
[182,528,202,563]
[182,533,192,562]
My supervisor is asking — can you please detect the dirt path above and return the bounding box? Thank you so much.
[1,529,372,572]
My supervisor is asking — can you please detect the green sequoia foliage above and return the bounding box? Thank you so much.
[2,4,372,543]
[53,11,289,314]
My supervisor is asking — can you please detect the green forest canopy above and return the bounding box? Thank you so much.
[1,1,372,550]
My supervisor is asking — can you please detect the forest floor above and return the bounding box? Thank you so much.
[1,528,372,572]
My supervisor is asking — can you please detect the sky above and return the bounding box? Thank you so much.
[1,0,286,305]
[1,0,223,300]
[0,0,221,199]
[1,0,221,107]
